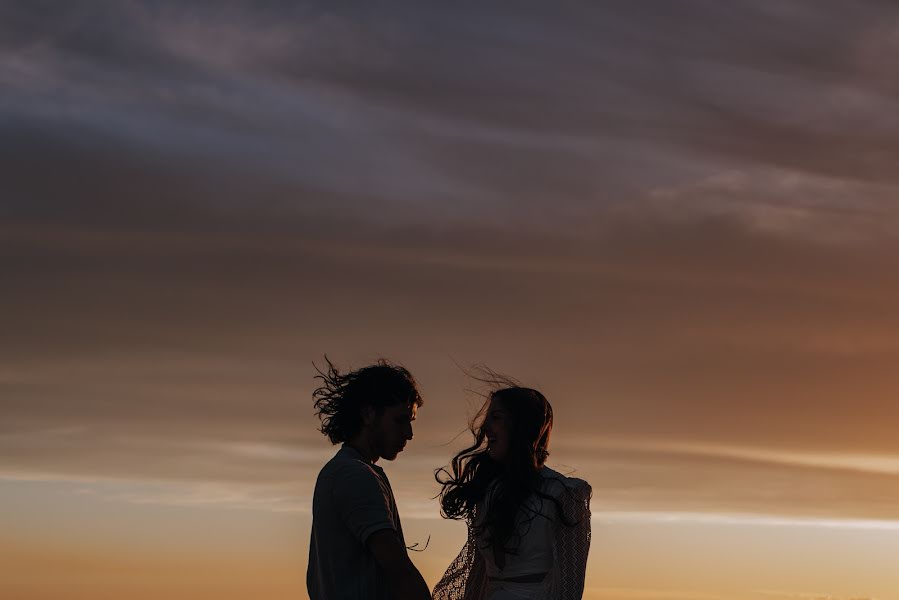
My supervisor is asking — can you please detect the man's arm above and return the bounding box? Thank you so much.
[367,529,431,600]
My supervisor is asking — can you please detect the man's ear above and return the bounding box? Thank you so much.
[361,405,376,426]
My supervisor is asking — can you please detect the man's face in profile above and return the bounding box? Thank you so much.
[371,402,417,461]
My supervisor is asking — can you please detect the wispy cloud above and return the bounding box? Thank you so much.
[598,512,899,532]
[4,0,899,563]
[4,1,899,237]
[754,589,877,600]
[562,437,899,477]
[587,588,731,600]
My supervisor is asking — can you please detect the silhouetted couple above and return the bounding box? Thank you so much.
[307,359,592,600]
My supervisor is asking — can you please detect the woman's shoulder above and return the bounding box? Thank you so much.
[539,466,592,499]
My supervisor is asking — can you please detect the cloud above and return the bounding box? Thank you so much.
[588,588,731,600]
[562,437,899,477]
[754,590,876,600]
[4,0,899,533]
[4,417,899,522]
[4,1,899,238]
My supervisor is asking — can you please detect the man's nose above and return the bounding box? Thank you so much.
[404,422,414,440]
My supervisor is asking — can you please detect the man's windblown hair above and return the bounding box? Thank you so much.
[312,356,422,444]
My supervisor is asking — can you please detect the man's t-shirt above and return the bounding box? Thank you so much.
[307,445,405,600]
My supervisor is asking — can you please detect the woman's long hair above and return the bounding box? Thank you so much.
[436,375,568,566]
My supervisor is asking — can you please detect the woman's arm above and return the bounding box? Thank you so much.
[432,524,487,600]
[553,479,592,600]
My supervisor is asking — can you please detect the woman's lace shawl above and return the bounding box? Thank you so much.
[432,472,592,600]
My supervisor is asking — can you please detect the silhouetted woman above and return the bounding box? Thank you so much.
[433,384,592,600]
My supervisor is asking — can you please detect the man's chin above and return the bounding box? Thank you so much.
[380,450,401,461]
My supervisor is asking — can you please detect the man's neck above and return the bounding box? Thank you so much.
[345,440,378,464]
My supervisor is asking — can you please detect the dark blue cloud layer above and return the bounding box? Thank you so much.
[3,0,899,234]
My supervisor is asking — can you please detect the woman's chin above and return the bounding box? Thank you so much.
[486,447,506,463]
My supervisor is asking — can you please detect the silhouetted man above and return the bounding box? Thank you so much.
[307,358,430,600]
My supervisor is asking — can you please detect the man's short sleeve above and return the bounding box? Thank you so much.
[331,463,396,545]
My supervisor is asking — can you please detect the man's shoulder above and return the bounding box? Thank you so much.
[318,448,381,481]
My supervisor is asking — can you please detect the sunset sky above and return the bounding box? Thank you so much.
[3,1,899,599]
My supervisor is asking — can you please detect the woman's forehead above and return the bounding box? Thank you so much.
[487,399,506,413]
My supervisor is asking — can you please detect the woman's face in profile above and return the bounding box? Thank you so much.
[483,398,511,463]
